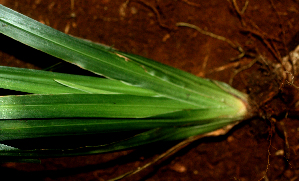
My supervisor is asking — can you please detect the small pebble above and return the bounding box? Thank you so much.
[170,163,187,173]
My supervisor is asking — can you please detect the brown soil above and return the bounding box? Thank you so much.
[1,0,299,180]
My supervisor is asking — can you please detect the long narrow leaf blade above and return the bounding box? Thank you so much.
[0,66,157,96]
[0,5,246,108]
[0,119,237,158]
[0,107,244,141]
[0,94,200,119]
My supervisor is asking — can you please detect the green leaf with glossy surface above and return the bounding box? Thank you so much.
[0,66,158,96]
[0,5,251,161]
[0,94,201,119]
[0,5,247,108]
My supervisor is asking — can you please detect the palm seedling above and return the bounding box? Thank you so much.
[0,4,254,166]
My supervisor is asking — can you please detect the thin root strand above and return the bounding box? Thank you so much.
[176,22,245,61]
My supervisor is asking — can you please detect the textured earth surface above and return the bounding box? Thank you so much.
[1,0,299,180]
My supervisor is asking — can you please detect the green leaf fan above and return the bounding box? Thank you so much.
[0,5,251,161]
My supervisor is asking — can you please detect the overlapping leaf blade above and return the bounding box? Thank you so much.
[0,5,246,107]
[0,94,200,119]
[0,5,250,161]
[0,119,236,158]
[0,106,241,141]
[0,66,157,95]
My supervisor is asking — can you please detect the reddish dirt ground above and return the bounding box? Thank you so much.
[1,0,299,180]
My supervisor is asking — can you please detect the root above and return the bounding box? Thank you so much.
[229,57,259,85]
[181,0,201,8]
[229,0,284,65]
[176,22,245,61]
[133,0,172,30]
